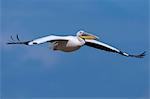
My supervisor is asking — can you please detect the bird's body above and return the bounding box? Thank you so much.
[29,35,85,52]
[50,36,84,52]
[7,30,146,58]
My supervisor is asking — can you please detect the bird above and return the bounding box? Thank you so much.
[7,30,146,58]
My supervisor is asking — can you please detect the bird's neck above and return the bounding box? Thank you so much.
[77,36,85,45]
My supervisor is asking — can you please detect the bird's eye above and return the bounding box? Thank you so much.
[81,33,88,36]
[80,32,84,35]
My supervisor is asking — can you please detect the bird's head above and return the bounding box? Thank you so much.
[77,30,99,40]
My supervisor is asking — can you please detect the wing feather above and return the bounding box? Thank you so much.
[85,40,120,53]
[7,35,69,45]
[29,35,69,45]
[85,40,145,58]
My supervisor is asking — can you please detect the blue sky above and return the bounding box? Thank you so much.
[1,0,149,98]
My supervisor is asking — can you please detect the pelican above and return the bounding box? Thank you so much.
[7,30,146,58]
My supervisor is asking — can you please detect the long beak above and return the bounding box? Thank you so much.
[79,33,99,40]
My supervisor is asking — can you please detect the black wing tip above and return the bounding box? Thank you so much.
[6,42,13,45]
[16,34,20,41]
[6,41,29,45]
[119,51,147,58]
[129,51,147,58]
[6,42,18,45]
[7,34,30,45]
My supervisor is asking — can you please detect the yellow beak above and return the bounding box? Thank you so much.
[79,35,99,40]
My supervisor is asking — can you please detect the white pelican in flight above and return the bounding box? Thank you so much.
[7,30,146,58]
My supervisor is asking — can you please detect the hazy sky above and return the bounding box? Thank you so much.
[1,0,149,99]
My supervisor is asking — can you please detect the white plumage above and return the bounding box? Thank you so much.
[7,30,146,58]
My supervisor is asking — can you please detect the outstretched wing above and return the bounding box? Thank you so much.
[28,35,69,45]
[85,39,146,58]
[7,35,69,45]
